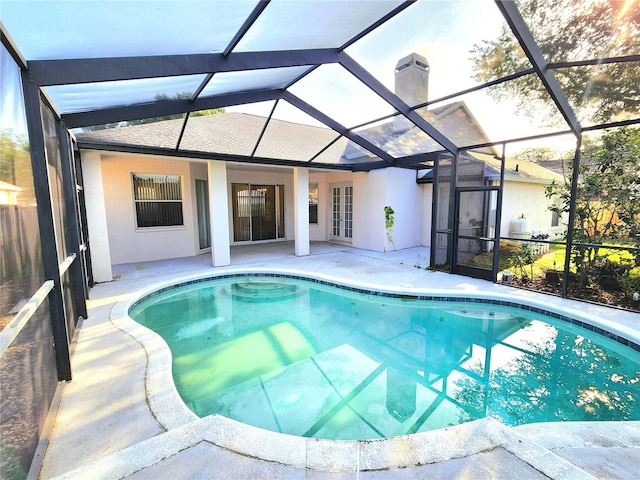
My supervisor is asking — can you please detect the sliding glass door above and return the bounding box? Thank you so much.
[195,179,210,250]
[232,183,285,242]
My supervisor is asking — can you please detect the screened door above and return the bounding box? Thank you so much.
[453,187,499,281]
[195,179,210,250]
[232,183,284,242]
[329,183,353,242]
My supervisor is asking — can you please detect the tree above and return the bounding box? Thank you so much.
[87,93,226,131]
[453,324,640,426]
[470,0,640,124]
[514,146,556,163]
[0,129,29,184]
[545,127,640,286]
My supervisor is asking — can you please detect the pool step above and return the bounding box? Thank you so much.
[230,281,300,301]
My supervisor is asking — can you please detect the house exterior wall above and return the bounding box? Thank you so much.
[500,179,559,238]
[350,168,424,252]
[86,149,558,269]
[385,168,423,251]
[100,153,200,264]
[353,170,384,250]
[81,150,113,281]
[95,152,322,265]
[310,170,358,243]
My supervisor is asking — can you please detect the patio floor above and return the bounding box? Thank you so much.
[35,242,640,479]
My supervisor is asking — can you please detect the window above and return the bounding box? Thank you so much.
[132,174,183,228]
[309,183,318,224]
[551,210,560,227]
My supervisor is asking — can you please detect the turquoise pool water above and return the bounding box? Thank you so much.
[129,275,640,440]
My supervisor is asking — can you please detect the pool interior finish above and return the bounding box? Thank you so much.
[129,275,640,441]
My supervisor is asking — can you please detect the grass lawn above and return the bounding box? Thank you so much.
[461,241,566,276]
[462,241,639,280]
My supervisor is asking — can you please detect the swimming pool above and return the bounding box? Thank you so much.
[129,273,640,441]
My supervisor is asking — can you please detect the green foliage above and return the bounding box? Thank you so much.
[513,244,535,279]
[545,127,640,287]
[0,435,28,480]
[470,0,640,124]
[514,147,556,163]
[1,129,28,183]
[0,129,37,203]
[384,205,395,250]
[454,325,640,426]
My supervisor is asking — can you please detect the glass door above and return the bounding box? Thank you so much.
[195,179,210,250]
[329,183,353,242]
[232,183,285,242]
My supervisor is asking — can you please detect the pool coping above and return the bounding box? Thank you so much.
[105,266,640,474]
[54,413,640,480]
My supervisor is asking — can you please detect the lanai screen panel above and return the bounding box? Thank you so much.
[233,1,407,52]
[4,0,637,170]
[554,62,640,128]
[309,136,353,166]
[253,101,340,161]
[353,117,447,158]
[1,0,261,59]
[288,63,395,129]
[199,67,313,98]
[75,115,188,150]
[179,108,270,157]
[345,0,535,107]
[519,0,638,63]
[44,75,208,116]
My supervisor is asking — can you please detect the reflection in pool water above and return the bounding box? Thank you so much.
[129,276,640,440]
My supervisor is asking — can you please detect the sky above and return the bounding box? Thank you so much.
[1,42,29,138]
[228,0,579,155]
[1,0,579,155]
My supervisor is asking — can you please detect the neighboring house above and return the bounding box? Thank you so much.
[0,180,21,205]
[76,53,562,282]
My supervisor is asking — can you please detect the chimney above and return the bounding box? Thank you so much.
[393,52,430,133]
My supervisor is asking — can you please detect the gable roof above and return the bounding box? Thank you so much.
[416,150,564,184]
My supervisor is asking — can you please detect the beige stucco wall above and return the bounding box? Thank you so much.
[100,153,202,265]
[95,152,369,266]
[308,168,417,252]
[96,151,435,265]
[385,168,424,250]
[501,179,559,238]
[89,149,557,268]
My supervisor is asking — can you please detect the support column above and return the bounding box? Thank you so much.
[81,151,113,283]
[208,161,230,266]
[294,167,310,256]
[21,73,72,380]
[58,127,88,319]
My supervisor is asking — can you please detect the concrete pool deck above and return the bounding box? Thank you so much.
[36,242,640,479]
